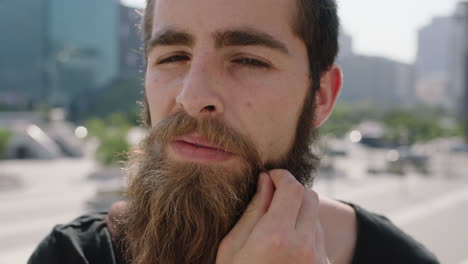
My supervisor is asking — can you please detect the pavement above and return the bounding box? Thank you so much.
[1,152,467,264]
[315,173,468,264]
[0,158,98,264]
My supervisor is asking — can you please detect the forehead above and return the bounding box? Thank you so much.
[151,0,298,42]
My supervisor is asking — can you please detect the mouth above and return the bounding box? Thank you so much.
[169,133,234,163]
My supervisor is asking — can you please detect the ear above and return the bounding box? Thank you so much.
[313,64,343,128]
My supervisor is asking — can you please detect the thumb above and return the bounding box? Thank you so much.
[221,172,274,250]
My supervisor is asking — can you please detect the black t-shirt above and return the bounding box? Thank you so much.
[28,203,439,264]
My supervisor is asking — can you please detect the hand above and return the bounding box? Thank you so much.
[216,169,330,264]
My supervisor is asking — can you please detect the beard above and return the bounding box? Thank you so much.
[122,90,319,264]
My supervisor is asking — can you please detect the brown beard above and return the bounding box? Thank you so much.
[122,90,319,264]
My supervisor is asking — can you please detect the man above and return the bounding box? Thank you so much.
[29,0,439,263]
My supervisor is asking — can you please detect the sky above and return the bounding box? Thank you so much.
[122,0,462,64]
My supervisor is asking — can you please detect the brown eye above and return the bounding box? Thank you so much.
[233,58,271,69]
[158,55,190,64]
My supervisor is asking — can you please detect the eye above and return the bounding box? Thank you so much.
[157,54,190,65]
[232,57,271,69]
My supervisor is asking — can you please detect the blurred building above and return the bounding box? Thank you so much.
[48,0,119,106]
[119,5,145,79]
[336,30,414,107]
[415,16,455,108]
[453,1,468,132]
[338,30,354,59]
[0,1,143,110]
[0,0,49,107]
[416,17,453,79]
[337,55,415,107]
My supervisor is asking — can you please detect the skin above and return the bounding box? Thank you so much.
[144,0,356,263]
[146,0,310,164]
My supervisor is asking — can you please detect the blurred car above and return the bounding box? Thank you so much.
[386,146,430,175]
[451,143,468,153]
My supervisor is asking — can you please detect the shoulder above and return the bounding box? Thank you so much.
[318,197,439,264]
[346,202,439,264]
[28,212,118,264]
[319,197,357,264]
[52,212,108,238]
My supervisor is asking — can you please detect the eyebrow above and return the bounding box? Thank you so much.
[146,29,194,54]
[147,27,289,55]
[214,28,289,54]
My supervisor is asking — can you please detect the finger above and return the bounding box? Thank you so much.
[265,169,305,229]
[295,188,320,234]
[222,172,274,248]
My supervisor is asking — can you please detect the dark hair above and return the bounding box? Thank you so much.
[141,0,339,126]
[293,0,339,92]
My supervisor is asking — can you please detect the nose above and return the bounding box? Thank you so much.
[176,57,224,118]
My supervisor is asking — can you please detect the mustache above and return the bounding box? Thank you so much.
[145,112,264,169]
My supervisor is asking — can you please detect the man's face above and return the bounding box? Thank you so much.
[145,0,311,167]
[123,1,323,263]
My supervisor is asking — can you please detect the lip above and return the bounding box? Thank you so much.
[178,133,226,150]
[170,133,233,162]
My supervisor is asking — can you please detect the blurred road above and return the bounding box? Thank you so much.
[1,157,467,264]
[315,173,468,264]
[0,159,98,264]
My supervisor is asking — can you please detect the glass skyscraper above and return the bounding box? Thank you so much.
[48,0,119,105]
[0,0,48,106]
[0,0,120,107]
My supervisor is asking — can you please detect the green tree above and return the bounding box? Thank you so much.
[320,102,385,137]
[96,131,130,166]
[85,113,133,166]
[0,129,12,158]
[320,103,461,143]
[382,110,456,144]
[463,119,468,142]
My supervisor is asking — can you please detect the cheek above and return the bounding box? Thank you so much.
[145,69,184,123]
[231,73,307,162]
[254,97,301,161]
